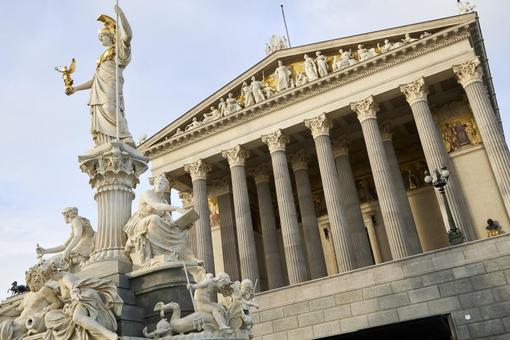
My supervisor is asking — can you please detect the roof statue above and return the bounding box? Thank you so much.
[457,0,476,14]
[264,34,289,55]
[56,5,134,147]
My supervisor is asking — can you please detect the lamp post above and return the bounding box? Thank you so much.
[424,167,465,245]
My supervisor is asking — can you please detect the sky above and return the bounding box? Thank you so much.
[0,0,508,300]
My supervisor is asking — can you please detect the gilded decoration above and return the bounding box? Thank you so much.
[208,197,220,227]
[433,101,482,153]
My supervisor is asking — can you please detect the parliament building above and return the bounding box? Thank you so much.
[140,12,510,339]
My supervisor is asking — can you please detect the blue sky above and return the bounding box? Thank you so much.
[0,0,508,299]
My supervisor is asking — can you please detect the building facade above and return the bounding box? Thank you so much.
[140,13,510,339]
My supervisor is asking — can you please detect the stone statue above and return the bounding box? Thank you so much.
[357,44,377,62]
[218,98,227,116]
[264,83,274,98]
[43,272,122,340]
[65,5,134,146]
[7,282,30,296]
[378,39,394,53]
[274,60,293,92]
[225,279,258,330]
[241,82,254,107]
[264,34,289,55]
[315,51,329,78]
[420,32,432,39]
[202,106,221,124]
[36,207,95,272]
[173,128,183,137]
[185,117,202,131]
[303,54,319,81]
[0,262,62,340]
[249,76,266,103]
[224,93,242,115]
[123,175,196,267]
[295,72,308,86]
[402,33,417,44]
[457,1,475,14]
[333,49,357,71]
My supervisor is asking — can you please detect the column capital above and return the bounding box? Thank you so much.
[222,145,250,167]
[304,113,331,138]
[331,137,350,157]
[249,164,272,184]
[351,96,378,123]
[208,178,231,197]
[179,191,193,208]
[261,129,289,153]
[289,150,308,172]
[184,159,211,181]
[379,121,393,143]
[453,57,483,88]
[400,77,428,105]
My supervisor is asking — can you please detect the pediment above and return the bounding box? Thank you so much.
[140,13,478,155]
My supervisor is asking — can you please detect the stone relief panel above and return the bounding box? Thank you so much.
[433,100,482,153]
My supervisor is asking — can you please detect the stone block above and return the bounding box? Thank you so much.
[427,296,461,314]
[479,301,510,320]
[340,315,368,333]
[309,296,335,311]
[471,272,507,290]
[252,321,273,337]
[283,301,309,317]
[438,278,473,297]
[379,292,410,310]
[455,325,470,340]
[432,249,466,269]
[421,269,454,286]
[298,311,324,327]
[467,319,506,338]
[390,276,423,293]
[262,331,288,340]
[363,283,392,299]
[260,308,284,322]
[373,264,404,283]
[397,302,430,321]
[273,316,298,332]
[496,236,510,253]
[252,312,260,324]
[312,320,341,339]
[452,262,486,279]
[335,289,363,305]
[403,257,434,276]
[464,241,496,260]
[367,310,399,327]
[323,304,352,321]
[459,289,494,309]
[408,286,440,303]
[484,255,510,272]
[351,298,380,316]
[503,316,510,332]
[287,326,314,340]
[451,307,482,325]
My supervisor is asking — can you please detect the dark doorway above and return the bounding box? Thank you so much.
[318,315,454,340]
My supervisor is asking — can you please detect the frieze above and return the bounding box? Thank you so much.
[144,25,472,158]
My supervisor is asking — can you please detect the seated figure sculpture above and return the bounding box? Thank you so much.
[36,207,95,272]
[124,175,196,267]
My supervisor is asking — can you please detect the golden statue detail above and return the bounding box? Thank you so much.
[54,58,76,95]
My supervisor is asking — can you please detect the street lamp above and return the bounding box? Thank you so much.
[424,166,464,245]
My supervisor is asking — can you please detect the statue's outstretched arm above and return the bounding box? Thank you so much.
[41,232,73,254]
[73,79,93,92]
[115,5,132,44]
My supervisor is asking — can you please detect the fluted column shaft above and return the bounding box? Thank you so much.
[454,57,510,218]
[222,146,260,285]
[217,191,241,282]
[401,78,475,240]
[332,140,374,268]
[184,160,215,273]
[290,152,327,279]
[304,115,356,272]
[352,96,420,259]
[380,127,422,254]
[262,130,309,284]
[252,168,285,289]
[362,213,382,264]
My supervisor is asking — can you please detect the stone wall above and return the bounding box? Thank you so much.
[251,233,510,340]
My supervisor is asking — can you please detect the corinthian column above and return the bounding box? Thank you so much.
[179,191,196,255]
[400,78,475,241]
[222,146,260,284]
[261,130,309,284]
[453,57,510,218]
[331,138,374,267]
[249,164,285,289]
[351,96,420,259]
[289,151,327,278]
[184,159,215,273]
[304,114,356,272]
[209,179,241,282]
[379,122,422,254]
[79,142,148,265]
